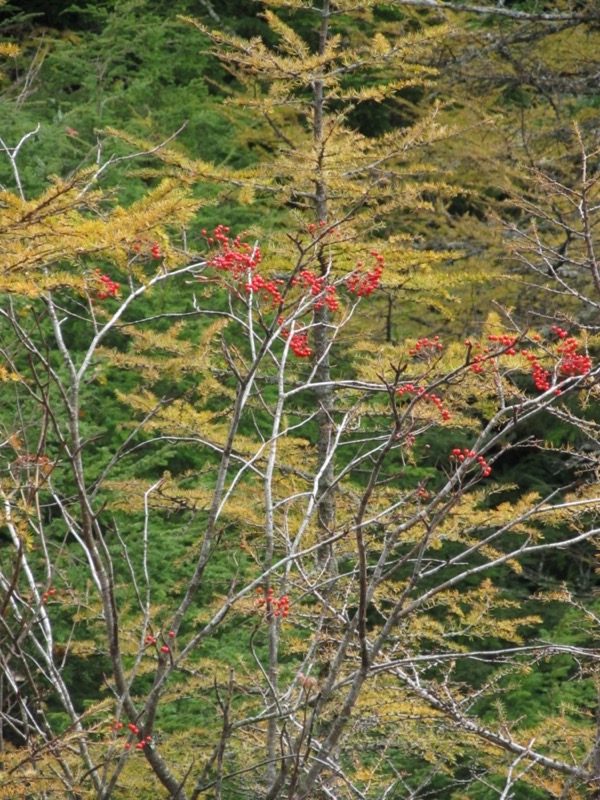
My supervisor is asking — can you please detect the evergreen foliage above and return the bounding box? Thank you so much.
[1,2,600,799]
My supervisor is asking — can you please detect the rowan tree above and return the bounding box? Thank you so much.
[1,130,600,798]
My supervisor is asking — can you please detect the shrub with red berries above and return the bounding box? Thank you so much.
[408,335,443,358]
[93,269,120,300]
[464,327,593,392]
[256,586,291,618]
[396,383,452,422]
[204,224,261,276]
[346,250,384,297]
[199,226,387,359]
[451,448,492,477]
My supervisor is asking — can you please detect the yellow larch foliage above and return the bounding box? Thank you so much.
[0,174,200,295]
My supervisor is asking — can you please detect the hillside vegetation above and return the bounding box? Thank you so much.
[1,2,600,799]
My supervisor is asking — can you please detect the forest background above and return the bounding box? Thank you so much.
[1,1,600,799]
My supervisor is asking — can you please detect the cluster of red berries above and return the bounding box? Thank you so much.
[520,348,551,392]
[131,239,162,259]
[524,327,591,389]
[316,286,339,312]
[202,225,387,361]
[408,336,443,357]
[550,324,568,339]
[125,723,153,751]
[281,329,312,358]
[291,270,339,312]
[487,334,518,354]
[307,220,329,233]
[277,313,313,358]
[465,330,592,391]
[245,273,285,304]
[395,383,418,397]
[201,225,386,358]
[396,384,451,422]
[107,720,152,751]
[451,448,492,477]
[417,485,430,500]
[465,345,487,374]
[465,336,515,374]
[256,587,290,618]
[527,327,590,387]
[41,587,56,605]
[144,629,175,649]
[465,336,514,374]
[94,270,120,300]
[346,251,384,297]
[129,737,153,751]
[204,225,261,277]
[557,336,592,377]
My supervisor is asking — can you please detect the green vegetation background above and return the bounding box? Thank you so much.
[0,1,599,797]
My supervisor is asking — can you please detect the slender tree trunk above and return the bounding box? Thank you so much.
[592,677,600,797]
[385,292,393,343]
[312,0,336,569]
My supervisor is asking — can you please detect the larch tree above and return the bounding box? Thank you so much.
[179,0,462,543]
[176,0,469,786]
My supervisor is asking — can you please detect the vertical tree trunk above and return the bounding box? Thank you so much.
[312,0,336,569]
[592,679,600,797]
[386,292,393,343]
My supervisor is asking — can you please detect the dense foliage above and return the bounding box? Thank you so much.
[1,2,600,799]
